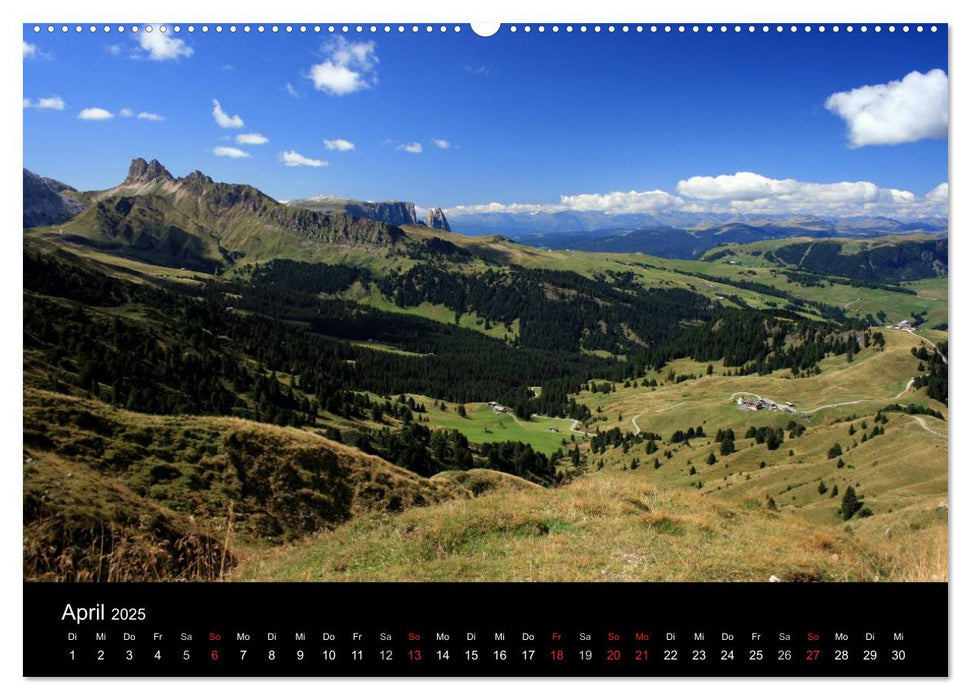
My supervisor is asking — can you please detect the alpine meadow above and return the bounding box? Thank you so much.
[23,25,948,584]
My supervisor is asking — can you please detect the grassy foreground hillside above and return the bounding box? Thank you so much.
[234,470,914,583]
[23,389,515,581]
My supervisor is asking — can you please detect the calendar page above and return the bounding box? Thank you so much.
[22,18,948,678]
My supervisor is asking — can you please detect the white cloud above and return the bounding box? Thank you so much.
[24,95,65,110]
[23,41,51,60]
[107,44,123,57]
[212,99,244,129]
[825,69,948,147]
[279,151,327,167]
[561,190,683,213]
[237,132,269,145]
[119,107,134,117]
[448,201,563,215]
[324,138,355,151]
[398,142,423,154]
[308,37,378,95]
[136,26,193,61]
[285,82,302,98]
[78,107,113,121]
[926,182,949,204]
[451,171,949,220]
[677,171,885,206]
[432,139,451,149]
[213,146,250,159]
[138,111,164,121]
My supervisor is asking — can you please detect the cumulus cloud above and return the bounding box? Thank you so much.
[308,37,378,95]
[213,146,250,159]
[398,142,423,154]
[24,95,65,110]
[236,132,269,145]
[78,107,113,121]
[212,99,244,129]
[926,182,948,204]
[825,69,948,147]
[324,138,355,151]
[279,150,327,167]
[138,111,164,121]
[119,107,134,117]
[676,172,888,206]
[451,171,948,220]
[285,82,302,98]
[432,139,451,149]
[561,189,684,213]
[136,26,193,61]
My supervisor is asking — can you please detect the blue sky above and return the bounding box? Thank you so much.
[23,24,948,218]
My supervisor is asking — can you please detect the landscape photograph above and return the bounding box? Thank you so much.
[23,24,947,584]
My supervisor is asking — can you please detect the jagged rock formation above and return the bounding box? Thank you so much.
[43,158,407,270]
[288,195,419,227]
[124,157,174,185]
[23,168,83,228]
[424,207,451,232]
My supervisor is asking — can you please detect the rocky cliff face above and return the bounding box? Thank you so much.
[424,207,451,232]
[345,200,418,227]
[23,169,83,228]
[287,196,419,227]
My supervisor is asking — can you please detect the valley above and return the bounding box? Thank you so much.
[22,160,948,584]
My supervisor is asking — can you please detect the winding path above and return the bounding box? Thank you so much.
[908,414,946,439]
[630,401,687,435]
[726,377,917,416]
[902,328,948,365]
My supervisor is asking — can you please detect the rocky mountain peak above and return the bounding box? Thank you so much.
[125,158,174,185]
[181,170,214,186]
[425,207,451,232]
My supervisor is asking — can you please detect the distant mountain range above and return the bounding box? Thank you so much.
[24,160,945,265]
[446,211,947,259]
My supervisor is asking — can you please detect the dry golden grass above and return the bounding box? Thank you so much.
[233,470,887,583]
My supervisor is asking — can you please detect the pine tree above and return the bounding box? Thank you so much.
[841,486,863,520]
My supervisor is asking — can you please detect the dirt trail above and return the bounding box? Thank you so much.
[631,402,687,435]
[805,377,915,414]
[727,377,916,416]
[903,328,948,365]
[570,420,593,436]
[908,415,946,439]
[797,242,815,267]
[894,378,916,400]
